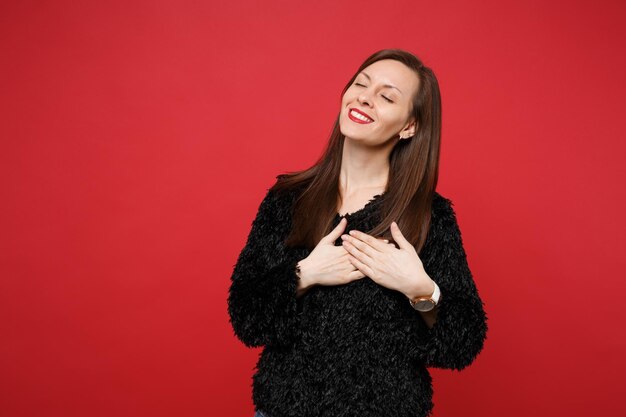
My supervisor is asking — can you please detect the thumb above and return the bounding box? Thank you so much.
[390,221,412,250]
[321,217,347,244]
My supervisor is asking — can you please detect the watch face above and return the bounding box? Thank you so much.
[414,299,435,312]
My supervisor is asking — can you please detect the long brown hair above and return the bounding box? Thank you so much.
[272,48,442,255]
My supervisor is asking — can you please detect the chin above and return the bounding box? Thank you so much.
[340,127,358,141]
[343,134,370,143]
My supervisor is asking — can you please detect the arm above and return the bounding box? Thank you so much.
[409,196,489,371]
[226,186,305,348]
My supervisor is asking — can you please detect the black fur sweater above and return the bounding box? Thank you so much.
[227,180,488,417]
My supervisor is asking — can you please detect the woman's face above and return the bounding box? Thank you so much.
[339,59,419,145]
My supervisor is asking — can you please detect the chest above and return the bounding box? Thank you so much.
[336,190,386,217]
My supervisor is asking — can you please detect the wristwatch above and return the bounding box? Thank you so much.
[408,280,441,312]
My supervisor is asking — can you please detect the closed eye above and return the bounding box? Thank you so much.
[354,83,394,103]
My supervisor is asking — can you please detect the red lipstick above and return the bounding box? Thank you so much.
[348,108,374,124]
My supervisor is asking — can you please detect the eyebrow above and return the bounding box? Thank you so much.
[359,71,403,95]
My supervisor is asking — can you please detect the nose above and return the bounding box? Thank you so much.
[358,89,373,107]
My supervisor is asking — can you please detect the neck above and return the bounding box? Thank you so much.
[338,137,394,196]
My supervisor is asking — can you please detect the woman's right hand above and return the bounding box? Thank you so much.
[296,218,367,297]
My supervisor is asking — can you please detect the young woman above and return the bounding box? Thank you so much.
[228,48,488,417]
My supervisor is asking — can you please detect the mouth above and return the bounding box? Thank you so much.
[348,108,374,124]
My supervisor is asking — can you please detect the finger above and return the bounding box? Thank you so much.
[321,217,347,244]
[346,269,366,282]
[344,243,375,274]
[390,221,412,251]
[347,253,374,279]
[347,229,390,253]
[377,237,395,248]
[342,235,379,261]
[375,237,391,247]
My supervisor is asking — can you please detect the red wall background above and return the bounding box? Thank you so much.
[1,0,625,416]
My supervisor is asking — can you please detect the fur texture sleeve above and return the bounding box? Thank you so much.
[227,186,304,348]
[409,195,489,371]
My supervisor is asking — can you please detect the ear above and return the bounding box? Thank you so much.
[400,119,418,139]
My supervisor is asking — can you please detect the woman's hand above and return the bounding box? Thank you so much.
[296,218,367,295]
[340,221,435,299]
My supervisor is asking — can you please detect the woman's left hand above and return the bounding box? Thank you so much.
[340,221,435,298]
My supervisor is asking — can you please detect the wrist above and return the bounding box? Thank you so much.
[406,275,441,312]
[405,275,435,301]
[295,259,315,291]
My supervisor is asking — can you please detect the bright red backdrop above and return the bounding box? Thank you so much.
[1,0,625,416]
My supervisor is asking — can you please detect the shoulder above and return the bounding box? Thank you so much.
[271,174,309,205]
[421,191,464,256]
[256,175,305,218]
[432,191,456,220]
[429,191,464,239]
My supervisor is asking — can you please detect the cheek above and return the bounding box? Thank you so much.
[378,111,404,129]
[342,91,356,104]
